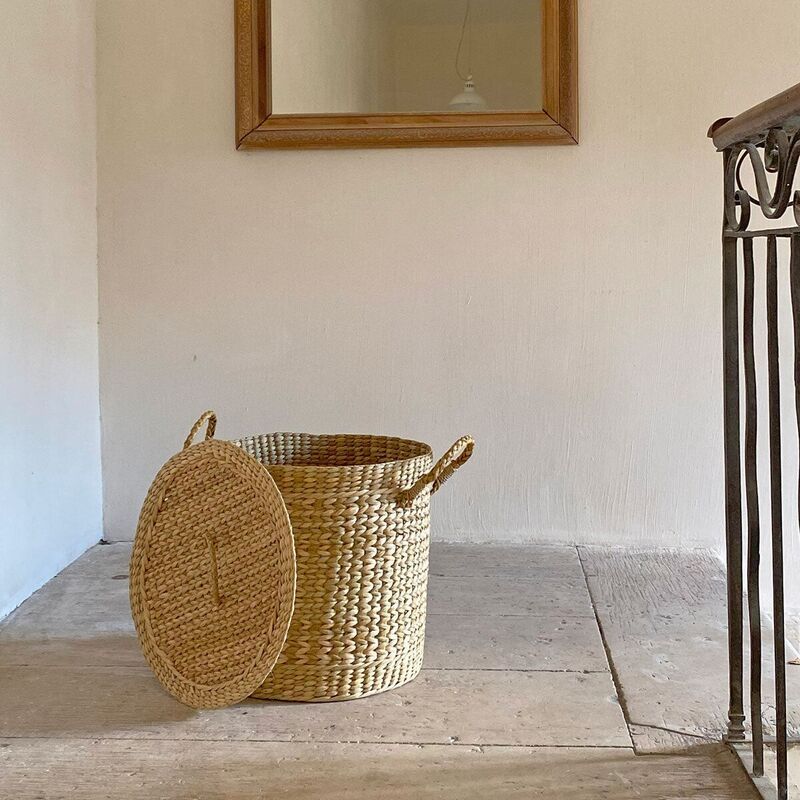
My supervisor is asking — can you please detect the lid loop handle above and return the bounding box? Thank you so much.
[183,411,217,450]
[204,533,222,608]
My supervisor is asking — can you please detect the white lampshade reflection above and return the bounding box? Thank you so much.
[448,76,487,110]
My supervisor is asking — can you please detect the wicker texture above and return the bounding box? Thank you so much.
[130,414,295,709]
[235,431,473,702]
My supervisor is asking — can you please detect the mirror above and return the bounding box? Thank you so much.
[234,0,577,149]
[270,0,543,115]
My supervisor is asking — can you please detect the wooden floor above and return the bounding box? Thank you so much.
[0,543,758,799]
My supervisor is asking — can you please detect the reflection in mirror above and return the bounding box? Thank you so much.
[270,0,543,115]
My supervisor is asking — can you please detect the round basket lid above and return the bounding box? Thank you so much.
[130,423,294,709]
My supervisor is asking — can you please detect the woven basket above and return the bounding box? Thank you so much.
[131,411,473,707]
[234,426,474,702]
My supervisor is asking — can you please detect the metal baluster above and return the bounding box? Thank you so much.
[742,237,764,775]
[723,148,745,742]
[766,234,788,800]
[791,232,800,800]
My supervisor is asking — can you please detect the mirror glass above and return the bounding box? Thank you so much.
[270,0,543,115]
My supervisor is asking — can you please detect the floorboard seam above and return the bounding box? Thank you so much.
[576,545,636,751]
[0,735,635,750]
[420,667,610,674]
[0,665,607,676]
[424,613,596,619]
[630,722,719,742]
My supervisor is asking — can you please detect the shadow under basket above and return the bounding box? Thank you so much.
[130,412,473,708]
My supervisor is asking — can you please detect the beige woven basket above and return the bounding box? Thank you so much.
[131,411,473,706]
[233,424,474,702]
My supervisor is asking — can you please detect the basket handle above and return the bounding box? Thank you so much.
[183,411,217,450]
[397,435,474,507]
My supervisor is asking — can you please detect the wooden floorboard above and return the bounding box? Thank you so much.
[578,546,800,753]
[55,541,131,580]
[428,543,584,580]
[0,575,132,639]
[427,575,593,617]
[423,613,609,672]
[0,664,630,747]
[0,542,766,798]
[579,546,729,751]
[0,739,759,800]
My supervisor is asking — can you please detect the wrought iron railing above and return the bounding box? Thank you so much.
[710,81,800,800]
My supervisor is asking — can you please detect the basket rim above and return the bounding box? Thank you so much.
[233,431,434,471]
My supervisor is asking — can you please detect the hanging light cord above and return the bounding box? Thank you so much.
[455,0,472,81]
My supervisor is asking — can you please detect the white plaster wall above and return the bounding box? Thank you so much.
[0,0,102,618]
[96,1,800,554]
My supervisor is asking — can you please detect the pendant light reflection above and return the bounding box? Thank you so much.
[449,75,487,111]
[449,0,488,110]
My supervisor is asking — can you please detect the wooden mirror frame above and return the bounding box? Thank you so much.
[235,0,577,149]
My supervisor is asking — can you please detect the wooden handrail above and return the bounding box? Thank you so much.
[709,80,800,150]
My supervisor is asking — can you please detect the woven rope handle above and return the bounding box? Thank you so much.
[183,411,217,450]
[397,435,474,507]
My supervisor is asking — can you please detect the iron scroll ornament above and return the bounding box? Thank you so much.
[724,127,800,232]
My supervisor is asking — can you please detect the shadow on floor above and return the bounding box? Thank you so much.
[0,635,196,736]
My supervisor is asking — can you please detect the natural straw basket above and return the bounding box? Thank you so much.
[234,425,474,702]
[130,411,473,707]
